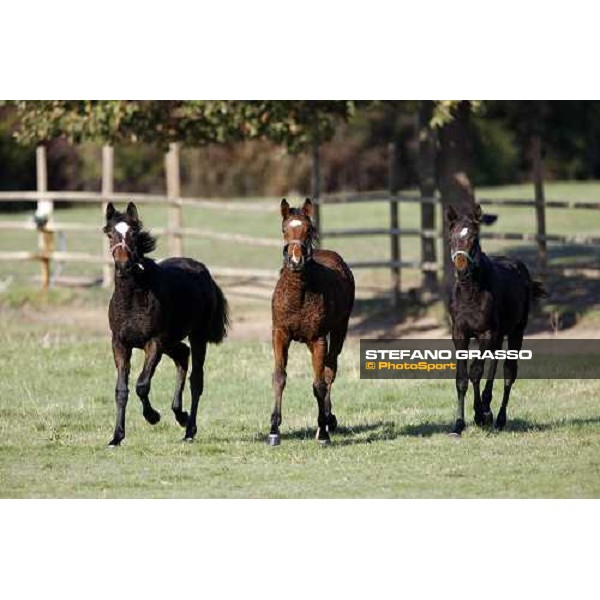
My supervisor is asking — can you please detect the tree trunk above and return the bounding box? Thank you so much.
[418,101,438,296]
[438,100,476,303]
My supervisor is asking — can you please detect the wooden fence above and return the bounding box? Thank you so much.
[0,144,284,288]
[1,141,600,302]
[317,138,600,310]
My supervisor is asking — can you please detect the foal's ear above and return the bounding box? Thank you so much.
[445,204,458,225]
[301,197,314,219]
[481,213,498,226]
[105,202,116,221]
[126,202,139,223]
[280,198,290,220]
[472,203,483,224]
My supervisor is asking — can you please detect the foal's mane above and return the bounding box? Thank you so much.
[135,226,157,256]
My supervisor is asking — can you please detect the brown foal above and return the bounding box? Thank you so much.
[269,198,355,446]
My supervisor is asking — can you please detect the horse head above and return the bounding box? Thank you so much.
[279,197,317,272]
[445,203,488,273]
[103,202,156,275]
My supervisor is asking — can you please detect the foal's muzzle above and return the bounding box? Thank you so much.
[112,241,135,275]
[283,241,312,271]
[451,250,472,272]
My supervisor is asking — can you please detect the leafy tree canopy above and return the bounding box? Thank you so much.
[11,100,359,153]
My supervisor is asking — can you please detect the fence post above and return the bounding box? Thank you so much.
[311,120,321,245]
[165,142,183,256]
[418,101,438,296]
[101,145,114,287]
[388,141,401,311]
[532,134,547,272]
[35,145,53,289]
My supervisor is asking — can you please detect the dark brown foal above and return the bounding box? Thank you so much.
[104,202,228,446]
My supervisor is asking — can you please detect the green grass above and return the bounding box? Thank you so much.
[1,312,599,498]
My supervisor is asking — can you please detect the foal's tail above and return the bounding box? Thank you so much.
[207,280,230,344]
[517,260,548,305]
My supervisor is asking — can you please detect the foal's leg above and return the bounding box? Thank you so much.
[109,340,131,447]
[451,334,469,436]
[471,333,494,427]
[135,339,163,425]
[481,336,502,424]
[323,328,348,433]
[184,333,207,442]
[309,337,330,445]
[269,328,290,446]
[164,342,190,428]
[496,330,524,430]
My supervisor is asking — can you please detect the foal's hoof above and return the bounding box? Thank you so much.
[182,436,195,444]
[475,411,493,427]
[327,414,338,433]
[107,437,122,448]
[183,425,197,442]
[267,433,281,447]
[495,413,506,431]
[315,428,331,445]
[143,408,161,425]
[175,411,189,427]
[449,419,466,437]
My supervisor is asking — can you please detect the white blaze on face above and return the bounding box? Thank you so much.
[115,222,130,238]
[460,227,469,238]
[289,219,302,228]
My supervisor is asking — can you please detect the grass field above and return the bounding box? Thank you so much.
[1,181,600,497]
[1,301,600,498]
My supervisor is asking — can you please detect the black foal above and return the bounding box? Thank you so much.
[104,202,229,446]
[446,203,546,435]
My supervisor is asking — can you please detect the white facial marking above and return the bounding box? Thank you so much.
[460,227,469,238]
[115,222,130,236]
[289,219,302,228]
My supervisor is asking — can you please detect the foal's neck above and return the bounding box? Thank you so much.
[279,267,309,304]
[456,252,488,296]
[113,265,148,299]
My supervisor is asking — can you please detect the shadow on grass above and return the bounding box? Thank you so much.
[349,294,440,338]
[252,415,600,446]
[275,420,399,446]
[400,415,600,437]
[399,421,451,437]
[398,418,555,437]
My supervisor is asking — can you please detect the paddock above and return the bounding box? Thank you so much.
[1,179,600,497]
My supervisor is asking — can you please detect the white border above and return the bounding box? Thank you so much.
[2,2,599,598]
[1,501,598,599]
[2,1,598,99]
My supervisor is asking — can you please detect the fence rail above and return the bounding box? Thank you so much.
[0,144,284,288]
[1,142,600,302]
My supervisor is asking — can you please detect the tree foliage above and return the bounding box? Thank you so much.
[430,100,482,128]
[12,101,358,153]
